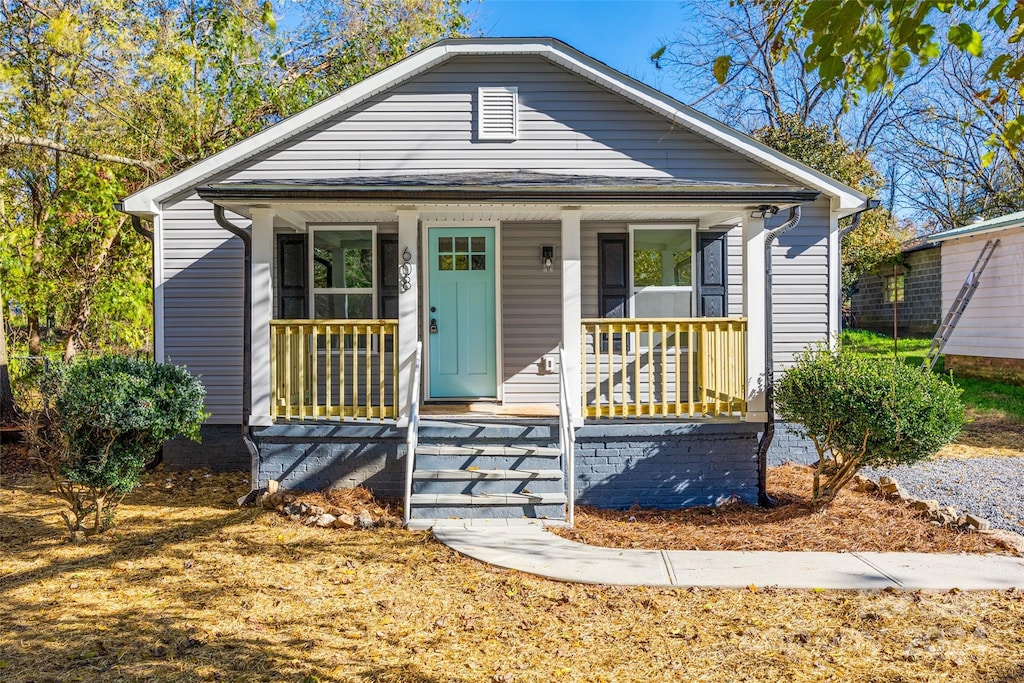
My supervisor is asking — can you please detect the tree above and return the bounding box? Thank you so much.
[0,0,468,361]
[753,114,913,289]
[0,275,14,423]
[772,0,1024,157]
[775,343,964,509]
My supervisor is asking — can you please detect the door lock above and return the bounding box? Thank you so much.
[429,318,439,334]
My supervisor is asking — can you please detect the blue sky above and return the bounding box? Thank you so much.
[468,0,688,101]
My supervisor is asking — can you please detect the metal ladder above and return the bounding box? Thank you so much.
[922,238,999,371]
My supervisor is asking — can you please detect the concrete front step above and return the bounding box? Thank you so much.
[410,492,567,506]
[415,444,561,457]
[412,468,563,481]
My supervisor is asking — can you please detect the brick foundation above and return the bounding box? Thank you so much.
[574,422,761,508]
[945,354,1024,387]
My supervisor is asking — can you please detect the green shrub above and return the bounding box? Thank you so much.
[775,343,964,509]
[27,355,207,538]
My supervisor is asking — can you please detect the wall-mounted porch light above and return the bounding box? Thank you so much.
[541,245,554,271]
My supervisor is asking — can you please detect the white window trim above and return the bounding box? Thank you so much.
[309,224,377,319]
[477,86,519,141]
[627,223,697,319]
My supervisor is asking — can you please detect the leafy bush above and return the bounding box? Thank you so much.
[775,343,964,509]
[27,355,206,538]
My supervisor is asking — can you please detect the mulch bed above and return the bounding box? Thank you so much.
[555,464,1012,555]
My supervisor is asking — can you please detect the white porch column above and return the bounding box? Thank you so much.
[396,208,420,425]
[561,208,584,426]
[250,208,274,426]
[742,212,768,422]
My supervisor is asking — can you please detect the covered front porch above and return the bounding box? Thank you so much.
[198,172,806,429]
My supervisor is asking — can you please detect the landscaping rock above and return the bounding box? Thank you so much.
[964,514,991,531]
[333,514,357,529]
[357,510,376,529]
[979,529,1024,554]
[912,499,940,514]
[315,514,337,528]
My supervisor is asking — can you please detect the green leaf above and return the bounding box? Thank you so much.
[948,23,983,56]
[713,55,732,84]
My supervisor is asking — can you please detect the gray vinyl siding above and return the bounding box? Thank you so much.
[233,56,783,181]
[501,221,562,404]
[162,194,246,423]
[158,53,832,423]
[768,198,832,371]
[940,229,1024,359]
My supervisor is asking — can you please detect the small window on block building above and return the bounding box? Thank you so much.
[884,274,905,303]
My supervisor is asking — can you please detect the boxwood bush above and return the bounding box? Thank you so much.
[30,355,206,538]
[775,343,964,509]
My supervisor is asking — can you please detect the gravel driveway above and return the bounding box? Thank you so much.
[863,456,1024,536]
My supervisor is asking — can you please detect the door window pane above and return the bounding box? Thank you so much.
[313,230,372,289]
[471,236,485,252]
[454,237,469,252]
[633,229,692,287]
[438,237,452,251]
[439,254,453,270]
[455,254,469,270]
[471,254,486,270]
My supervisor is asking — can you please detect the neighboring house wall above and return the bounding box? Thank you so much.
[941,229,1024,384]
[850,246,941,337]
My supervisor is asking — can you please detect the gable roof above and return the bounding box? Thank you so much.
[926,210,1024,242]
[121,38,867,216]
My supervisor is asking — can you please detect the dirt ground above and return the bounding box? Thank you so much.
[2,467,1023,683]
[937,411,1024,459]
[557,464,1014,554]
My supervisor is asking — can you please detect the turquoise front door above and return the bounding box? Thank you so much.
[427,227,497,398]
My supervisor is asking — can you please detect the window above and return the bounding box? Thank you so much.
[884,274,905,303]
[630,225,695,318]
[478,86,518,141]
[311,227,375,319]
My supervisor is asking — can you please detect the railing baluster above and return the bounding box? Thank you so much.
[338,324,347,418]
[687,322,694,418]
[660,322,667,417]
[582,324,589,419]
[365,324,372,419]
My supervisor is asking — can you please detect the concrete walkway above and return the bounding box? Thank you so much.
[432,522,1024,590]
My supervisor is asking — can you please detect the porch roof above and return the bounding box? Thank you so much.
[196,171,820,205]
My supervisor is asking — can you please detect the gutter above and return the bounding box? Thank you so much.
[755,206,801,507]
[838,198,881,238]
[212,205,253,429]
[211,205,262,502]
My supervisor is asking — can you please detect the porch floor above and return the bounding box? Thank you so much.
[419,403,558,418]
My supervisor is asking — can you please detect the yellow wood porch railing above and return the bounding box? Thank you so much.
[270,319,399,421]
[581,318,747,419]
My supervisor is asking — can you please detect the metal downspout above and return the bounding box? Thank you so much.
[212,205,253,431]
[755,206,801,507]
[212,206,261,503]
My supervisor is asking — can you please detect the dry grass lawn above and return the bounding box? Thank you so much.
[2,468,1024,683]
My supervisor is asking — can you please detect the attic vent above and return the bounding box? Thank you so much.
[478,86,518,141]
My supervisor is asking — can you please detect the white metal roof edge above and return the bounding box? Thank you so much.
[122,37,868,216]
[926,210,1024,242]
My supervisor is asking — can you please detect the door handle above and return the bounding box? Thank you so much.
[429,318,439,334]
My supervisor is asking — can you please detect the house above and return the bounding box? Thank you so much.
[849,238,941,337]
[926,211,1024,386]
[119,38,869,525]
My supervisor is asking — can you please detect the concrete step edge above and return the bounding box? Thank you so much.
[412,468,563,481]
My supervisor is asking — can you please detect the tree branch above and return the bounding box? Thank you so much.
[0,131,161,173]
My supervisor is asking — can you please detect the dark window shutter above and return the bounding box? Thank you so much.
[598,234,628,318]
[697,231,729,317]
[378,235,399,319]
[277,234,308,319]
